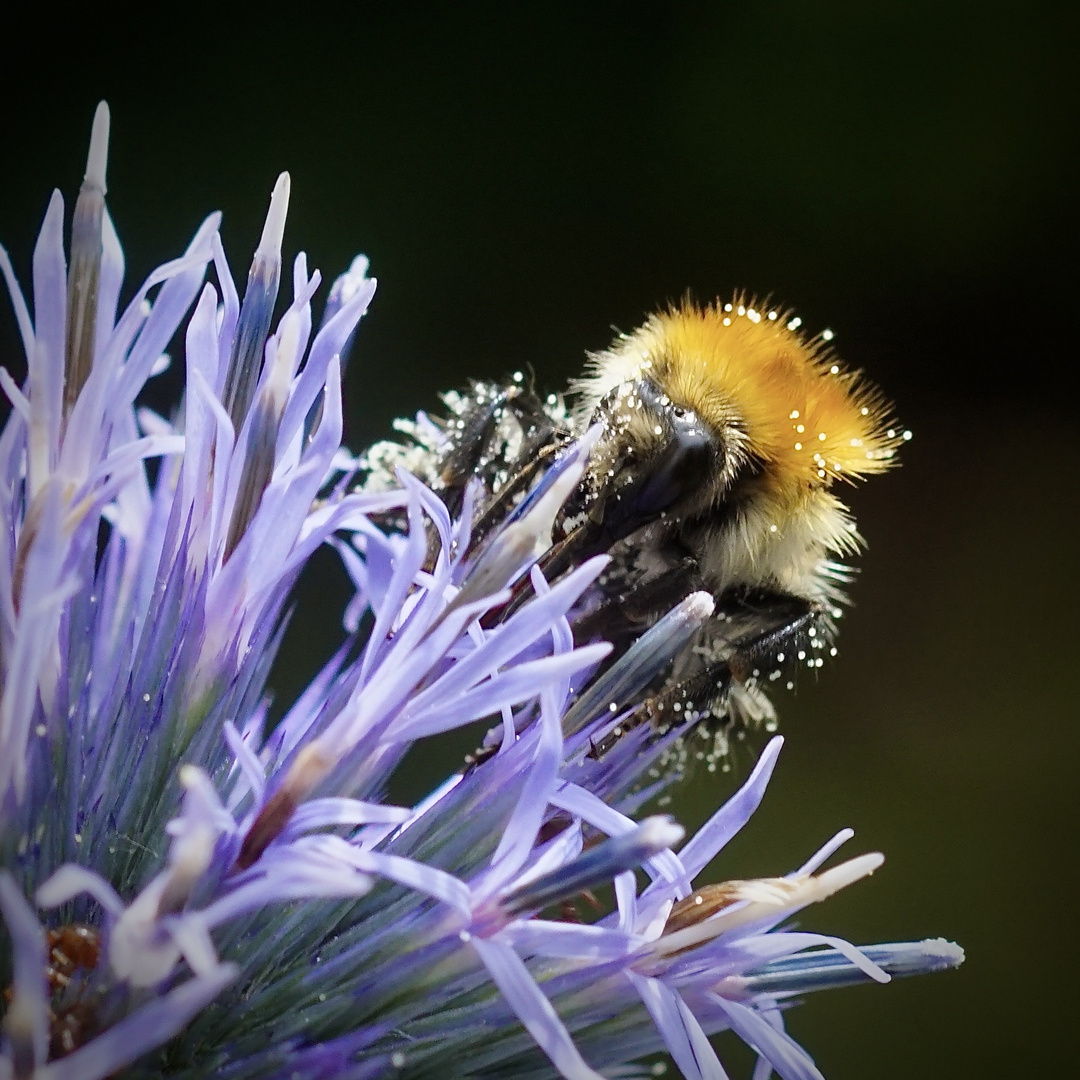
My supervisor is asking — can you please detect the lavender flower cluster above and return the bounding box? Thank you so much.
[0,105,961,1080]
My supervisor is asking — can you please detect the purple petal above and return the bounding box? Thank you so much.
[164,917,220,979]
[795,828,854,875]
[277,275,375,451]
[357,484,430,684]
[296,270,377,413]
[30,191,66,415]
[675,736,784,881]
[0,367,29,421]
[180,283,226,507]
[36,864,123,917]
[285,797,410,834]
[106,211,220,410]
[0,482,70,803]
[500,919,633,961]
[470,936,606,1080]
[0,241,35,366]
[224,719,267,805]
[400,556,608,725]
[500,817,683,918]
[344,847,470,914]
[484,691,566,889]
[211,232,240,386]
[397,645,610,741]
[551,782,690,895]
[95,206,125,349]
[626,972,730,1080]
[708,994,825,1080]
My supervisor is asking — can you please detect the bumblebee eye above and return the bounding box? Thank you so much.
[585,379,723,542]
[629,411,719,522]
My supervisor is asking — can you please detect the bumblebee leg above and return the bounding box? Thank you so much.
[571,557,703,651]
[437,385,530,517]
[706,589,823,683]
[599,592,825,746]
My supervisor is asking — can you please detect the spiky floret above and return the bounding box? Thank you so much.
[0,106,965,1080]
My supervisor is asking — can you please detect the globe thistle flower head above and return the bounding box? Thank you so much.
[1,105,962,1080]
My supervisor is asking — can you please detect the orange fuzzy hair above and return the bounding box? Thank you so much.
[606,298,902,492]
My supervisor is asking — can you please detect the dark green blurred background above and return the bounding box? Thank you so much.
[2,3,1077,1076]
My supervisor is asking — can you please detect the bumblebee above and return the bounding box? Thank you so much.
[363,297,904,738]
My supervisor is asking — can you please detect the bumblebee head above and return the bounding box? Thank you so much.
[561,298,904,546]
[557,374,738,543]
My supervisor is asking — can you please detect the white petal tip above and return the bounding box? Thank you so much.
[817,852,884,897]
[640,817,685,850]
[927,939,966,965]
[272,171,291,203]
[85,101,111,191]
[683,591,715,620]
[257,172,292,260]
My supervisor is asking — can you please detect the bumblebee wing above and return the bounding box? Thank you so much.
[439,381,568,520]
